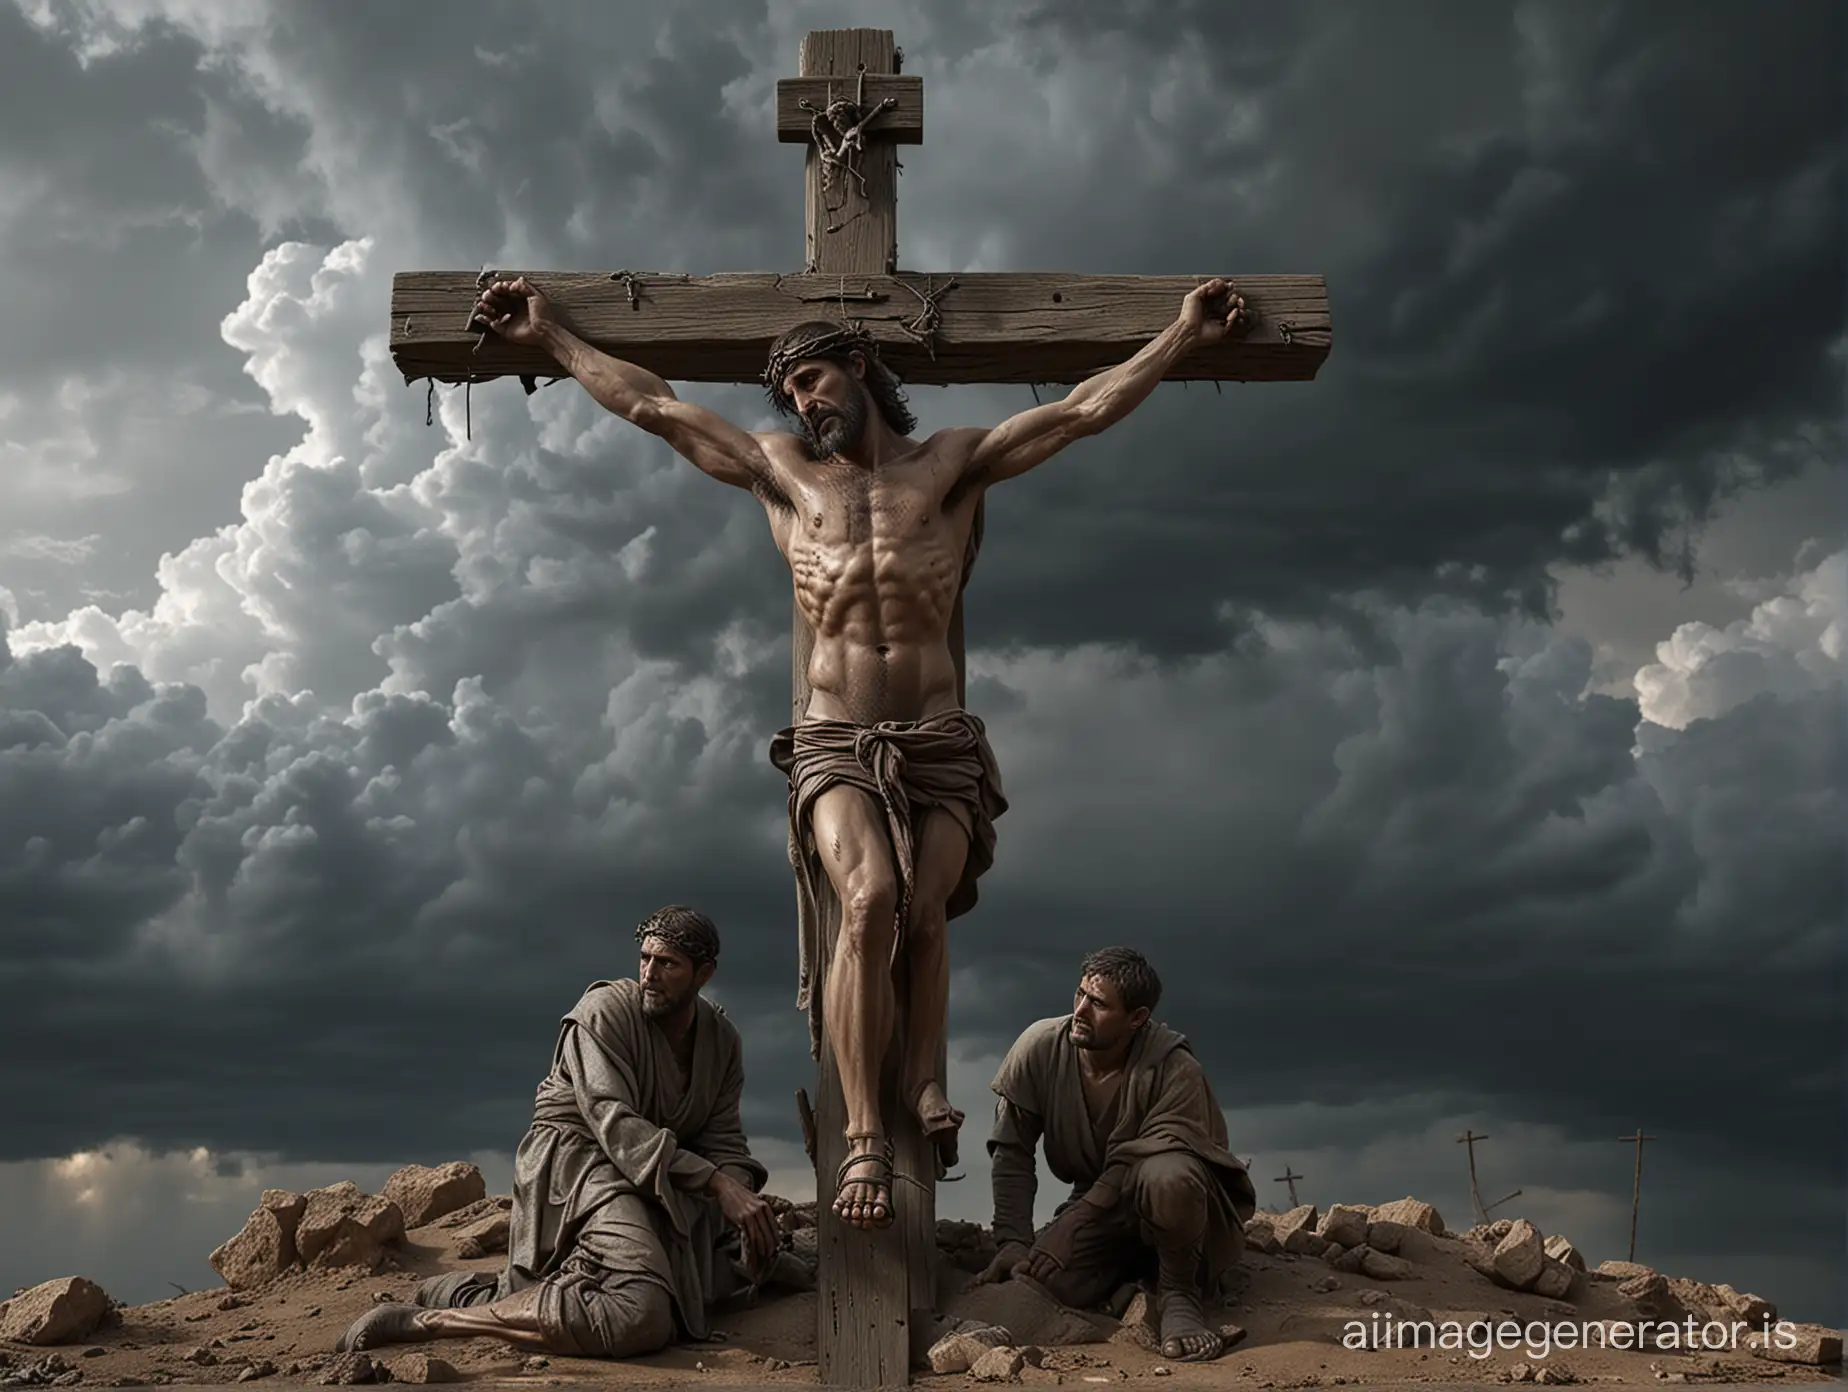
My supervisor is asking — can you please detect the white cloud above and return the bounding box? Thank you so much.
[1633,549,1846,729]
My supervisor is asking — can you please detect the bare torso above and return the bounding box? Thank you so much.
[753,429,983,726]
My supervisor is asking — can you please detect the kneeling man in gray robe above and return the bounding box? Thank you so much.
[977,947,1256,1362]
[336,906,782,1359]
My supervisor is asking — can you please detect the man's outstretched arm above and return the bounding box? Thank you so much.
[960,278,1249,487]
[475,277,772,491]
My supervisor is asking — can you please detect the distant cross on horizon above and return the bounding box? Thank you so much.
[1275,1165,1304,1207]
[1616,1128,1656,1262]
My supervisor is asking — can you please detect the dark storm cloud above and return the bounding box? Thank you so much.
[0,0,1840,1327]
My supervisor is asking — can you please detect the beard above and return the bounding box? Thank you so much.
[802,389,869,459]
[640,982,690,1018]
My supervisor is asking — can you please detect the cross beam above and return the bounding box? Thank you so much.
[390,27,1329,1389]
[390,270,1329,386]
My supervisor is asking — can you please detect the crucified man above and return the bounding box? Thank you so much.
[471,274,1249,1231]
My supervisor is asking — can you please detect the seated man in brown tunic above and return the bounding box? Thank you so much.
[976,948,1257,1362]
[334,906,785,1359]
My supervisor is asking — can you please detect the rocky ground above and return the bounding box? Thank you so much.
[2,1165,1839,1388]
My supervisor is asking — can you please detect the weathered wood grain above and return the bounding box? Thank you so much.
[804,29,898,275]
[776,75,923,143]
[389,270,1332,385]
[798,29,935,1391]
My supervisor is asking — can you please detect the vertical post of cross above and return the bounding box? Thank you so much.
[787,28,939,1390]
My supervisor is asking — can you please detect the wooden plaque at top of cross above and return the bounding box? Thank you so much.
[387,28,1328,1390]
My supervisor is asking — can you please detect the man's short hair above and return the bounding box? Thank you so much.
[635,905,721,967]
[762,319,918,435]
[1079,946,1162,1014]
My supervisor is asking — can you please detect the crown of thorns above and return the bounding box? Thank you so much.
[762,324,882,407]
[634,906,720,966]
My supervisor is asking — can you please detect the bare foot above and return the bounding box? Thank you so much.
[1156,1287,1224,1362]
[833,1133,894,1230]
[335,1302,437,1352]
[910,1079,964,1177]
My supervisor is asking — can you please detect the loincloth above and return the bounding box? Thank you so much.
[768,709,1008,1056]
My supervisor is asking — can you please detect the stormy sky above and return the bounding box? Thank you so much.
[1,0,1842,1326]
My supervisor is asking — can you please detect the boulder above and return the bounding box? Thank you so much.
[295,1182,405,1271]
[1283,1227,1328,1257]
[1615,1273,1688,1324]
[1369,1197,1444,1235]
[1532,1257,1577,1300]
[1317,1204,1372,1249]
[0,1278,112,1346]
[1365,1219,1407,1254]
[382,1163,485,1229]
[1492,1220,1545,1290]
[1712,1283,1775,1326]
[1271,1204,1319,1245]
[1243,1216,1281,1254]
[1749,1323,1841,1367]
[1328,1244,1368,1275]
[212,1192,307,1292]
[1541,1234,1585,1272]
[1360,1250,1414,1281]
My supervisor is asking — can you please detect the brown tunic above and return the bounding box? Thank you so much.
[437,980,768,1350]
[769,709,1007,1054]
[987,1015,1256,1284]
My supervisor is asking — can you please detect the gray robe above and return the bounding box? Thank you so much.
[987,1015,1256,1284]
[456,980,768,1348]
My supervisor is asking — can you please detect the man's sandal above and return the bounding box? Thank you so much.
[834,1134,896,1229]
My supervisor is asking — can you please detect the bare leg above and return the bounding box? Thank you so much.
[811,784,901,1230]
[901,809,970,1174]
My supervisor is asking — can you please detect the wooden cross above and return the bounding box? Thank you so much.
[1616,1128,1655,1262]
[388,28,1329,1389]
[1275,1165,1304,1208]
[1456,1130,1520,1222]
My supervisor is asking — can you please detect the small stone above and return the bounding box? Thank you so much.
[1153,1368,1171,1378]
[971,1344,1027,1382]
[1594,1259,1655,1280]
[180,1349,217,1367]
[317,1351,383,1385]
[237,1359,277,1382]
[521,1355,549,1372]
[1310,1275,1340,1294]
[928,1325,1013,1374]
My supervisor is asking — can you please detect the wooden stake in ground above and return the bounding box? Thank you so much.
[1275,1166,1303,1208]
[1457,1130,1522,1223]
[1616,1128,1655,1262]
[389,27,1330,1389]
